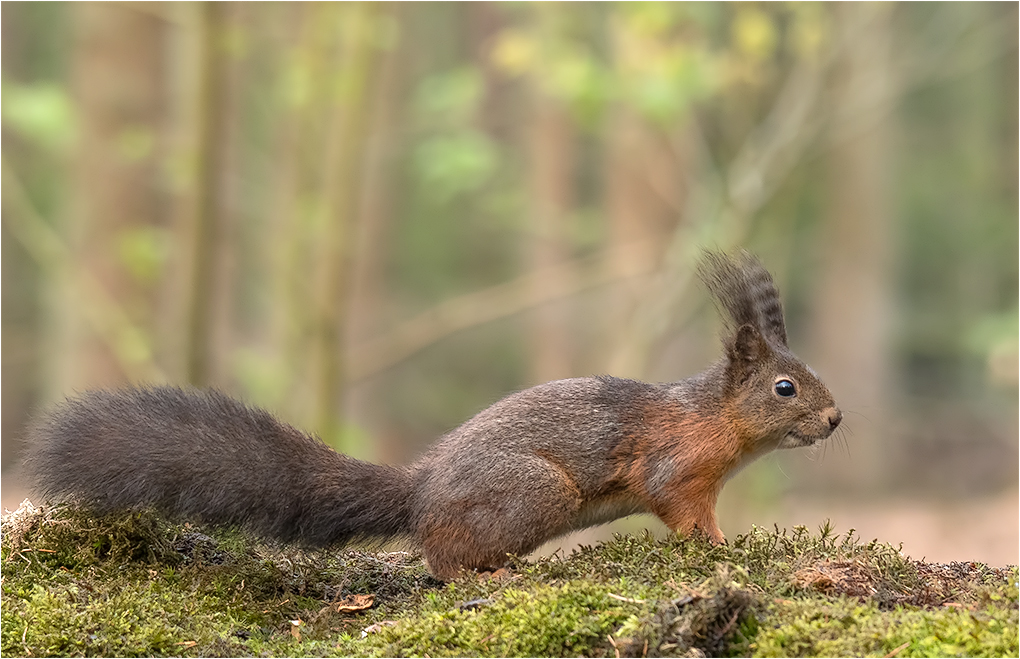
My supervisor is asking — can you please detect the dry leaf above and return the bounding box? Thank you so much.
[883,641,911,658]
[336,594,374,612]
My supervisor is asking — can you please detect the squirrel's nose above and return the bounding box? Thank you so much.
[825,408,842,430]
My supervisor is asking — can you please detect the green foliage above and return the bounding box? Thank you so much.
[614,3,722,124]
[113,125,155,163]
[116,226,171,285]
[413,67,485,128]
[1,80,76,153]
[413,131,498,203]
[4,504,1015,657]
[411,66,499,203]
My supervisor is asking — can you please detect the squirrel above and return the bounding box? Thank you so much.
[24,251,841,581]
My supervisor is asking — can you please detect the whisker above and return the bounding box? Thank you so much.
[844,409,871,426]
[838,428,851,459]
[776,457,791,481]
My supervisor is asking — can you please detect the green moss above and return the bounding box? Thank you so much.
[6,579,257,657]
[365,582,629,657]
[1,504,434,657]
[2,504,1016,657]
[360,564,758,657]
[748,595,1019,658]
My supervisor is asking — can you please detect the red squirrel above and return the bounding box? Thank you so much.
[24,251,841,580]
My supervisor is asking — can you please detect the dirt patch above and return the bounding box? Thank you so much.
[792,559,883,599]
[792,556,1013,609]
[905,560,1015,607]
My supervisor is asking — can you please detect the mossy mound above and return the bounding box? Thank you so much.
[2,501,1016,657]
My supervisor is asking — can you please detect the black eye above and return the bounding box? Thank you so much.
[774,379,797,397]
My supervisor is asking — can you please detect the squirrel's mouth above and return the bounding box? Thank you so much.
[779,429,828,449]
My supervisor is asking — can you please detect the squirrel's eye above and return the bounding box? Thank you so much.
[774,379,797,398]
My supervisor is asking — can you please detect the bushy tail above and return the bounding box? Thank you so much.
[23,386,415,548]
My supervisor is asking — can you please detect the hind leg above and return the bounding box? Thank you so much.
[418,457,583,580]
[420,517,508,581]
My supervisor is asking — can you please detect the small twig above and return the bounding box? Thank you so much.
[607,634,620,659]
[607,592,646,604]
[883,641,910,658]
[716,608,741,640]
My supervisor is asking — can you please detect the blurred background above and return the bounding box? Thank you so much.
[2,2,1016,566]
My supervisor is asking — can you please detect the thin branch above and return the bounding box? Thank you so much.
[898,5,1015,89]
[826,9,1014,151]
[347,240,660,382]
[1,158,167,383]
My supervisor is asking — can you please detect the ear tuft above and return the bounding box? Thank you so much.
[698,250,788,347]
[726,324,770,384]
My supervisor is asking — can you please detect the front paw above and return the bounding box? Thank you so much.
[689,523,725,545]
[707,526,726,545]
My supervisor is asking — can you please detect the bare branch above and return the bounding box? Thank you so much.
[348,240,660,382]
[1,158,167,383]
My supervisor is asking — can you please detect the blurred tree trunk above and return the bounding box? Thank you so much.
[525,88,575,384]
[600,6,697,380]
[262,3,310,416]
[603,106,685,378]
[54,3,168,391]
[181,2,239,388]
[998,4,1018,223]
[262,3,349,430]
[346,6,402,352]
[519,5,577,385]
[805,3,896,491]
[1,3,46,459]
[311,3,379,446]
[345,3,406,460]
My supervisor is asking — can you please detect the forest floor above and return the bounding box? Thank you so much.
[5,475,1017,567]
[1,502,1016,658]
[527,487,1019,570]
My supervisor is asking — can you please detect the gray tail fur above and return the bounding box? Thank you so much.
[23,386,415,548]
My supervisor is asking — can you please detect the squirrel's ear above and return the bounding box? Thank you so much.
[726,324,770,383]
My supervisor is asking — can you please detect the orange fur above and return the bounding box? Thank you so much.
[614,401,754,543]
